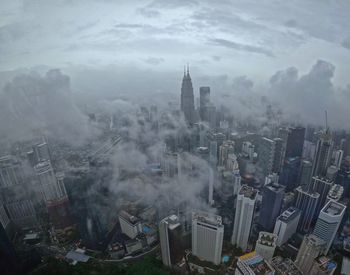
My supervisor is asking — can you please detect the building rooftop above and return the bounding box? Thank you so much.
[322,200,346,216]
[266,182,285,193]
[313,256,337,273]
[257,232,277,247]
[119,210,140,225]
[162,215,181,230]
[238,252,275,275]
[278,207,301,223]
[327,184,344,201]
[66,250,90,263]
[239,185,257,200]
[192,211,222,227]
[270,256,302,275]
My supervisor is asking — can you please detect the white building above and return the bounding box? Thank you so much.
[274,207,301,246]
[326,184,344,203]
[118,210,142,239]
[295,234,326,274]
[232,169,241,196]
[231,185,257,251]
[192,211,224,265]
[255,232,277,260]
[313,200,346,254]
[159,215,182,267]
[333,149,344,169]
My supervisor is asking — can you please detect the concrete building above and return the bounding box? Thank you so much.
[284,127,306,159]
[310,256,337,275]
[199,86,210,121]
[232,170,242,196]
[326,184,343,203]
[241,141,255,160]
[300,160,313,187]
[118,210,142,239]
[270,256,302,275]
[231,185,257,251]
[259,182,285,231]
[192,211,224,265]
[218,140,235,167]
[159,215,183,267]
[313,200,346,254]
[274,207,301,246]
[258,137,275,178]
[295,234,326,274]
[333,150,344,169]
[272,137,284,174]
[235,251,275,275]
[295,186,319,233]
[255,232,278,260]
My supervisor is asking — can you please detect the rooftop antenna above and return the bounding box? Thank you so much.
[325,110,328,130]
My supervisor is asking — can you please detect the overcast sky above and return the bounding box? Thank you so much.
[1,0,350,84]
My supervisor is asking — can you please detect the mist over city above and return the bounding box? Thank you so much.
[0,1,350,274]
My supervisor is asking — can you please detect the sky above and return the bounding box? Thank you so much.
[1,0,350,84]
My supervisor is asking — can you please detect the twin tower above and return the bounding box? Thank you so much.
[180,65,195,124]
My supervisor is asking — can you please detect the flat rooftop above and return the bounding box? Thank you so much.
[279,207,301,223]
[322,201,345,216]
[270,256,302,275]
[238,252,274,274]
[239,185,257,199]
[119,210,140,225]
[192,211,222,227]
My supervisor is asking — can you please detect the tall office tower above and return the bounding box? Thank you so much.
[311,129,334,177]
[310,256,337,275]
[265,173,279,186]
[241,141,255,160]
[326,184,343,203]
[255,232,277,260]
[207,104,217,129]
[180,66,195,124]
[207,131,226,165]
[336,161,350,197]
[226,153,239,172]
[27,140,51,167]
[192,211,224,265]
[313,200,345,254]
[285,127,306,159]
[310,176,333,218]
[159,215,184,267]
[326,165,338,181]
[34,161,67,202]
[119,210,142,239]
[208,167,214,205]
[274,207,301,246]
[258,137,276,178]
[0,155,24,187]
[231,185,257,251]
[270,256,302,275]
[199,86,210,121]
[232,169,242,196]
[0,223,21,275]
[334,150,344,169]
[295,234,326,274]
[218,140,235,167]
[279,157,301,191]
[295,186,319,233]
[300,160,313,187]
[259,183,285,231]
[272,138,284,173]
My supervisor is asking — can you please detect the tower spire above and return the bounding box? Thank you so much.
[187,63,190,76]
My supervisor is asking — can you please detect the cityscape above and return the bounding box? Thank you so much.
[1,1,350,275]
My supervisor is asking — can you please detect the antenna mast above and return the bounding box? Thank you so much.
[325,110,328,130]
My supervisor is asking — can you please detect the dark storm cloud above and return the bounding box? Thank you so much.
[209,38,274,57]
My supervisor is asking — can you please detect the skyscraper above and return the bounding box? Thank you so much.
[300,160,313,187]
[255,231,277,260]
[259,182,285,231]
[295,234,326,274]
[192,211,224,265]
[285,127,305,159]
[311,129,334,177]
[159,215,184,267]
[310,176,333,219]
[295,186,319,233]
[180,66,195,124]
[274,207,301,247]
[313,200,345,254]
[199,86,210,121]
[272,138,284,173]
[258,137,275,178]
[333,150,343,170]
[232,185,257,251]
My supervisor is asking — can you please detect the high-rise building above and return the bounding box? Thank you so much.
[313,200,345,254]
[192,211,224,265]
[218,140,235,167]
[259,183,285,231]
[280,157,301,191]
[333,150,344,169]
[258,137,275,178]
[159,215,184,267]
[232,170,242,196]
[0,155,24,187]
[295,234,326,274]
[255,232,277,260]
[335,161,350,197]
[311,130,334,177]
[285,127,306,159]
[326,165,338,181]
[300,160,313,187]
[118,210,142,239]
[231,185,257,251]
[199,86,210,121]
[180,66,195,124]
[295,186,319,233]
[272,138,284,174]
[274,207,301,246]
[310,176,333,219]
[326,184,343,203]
